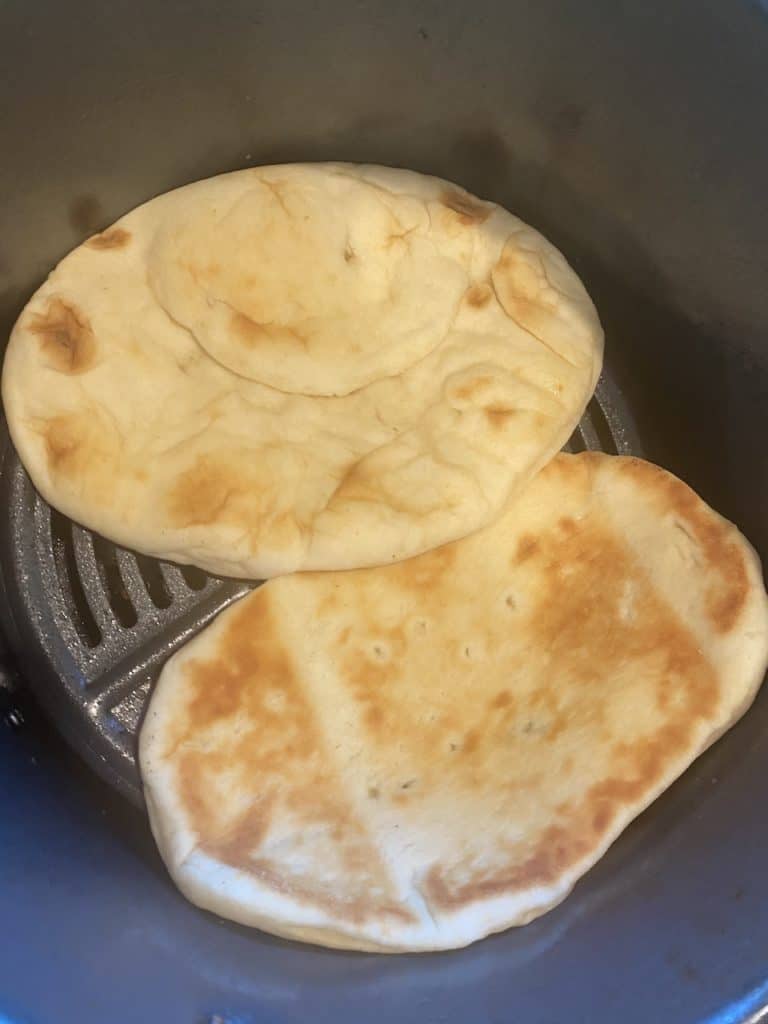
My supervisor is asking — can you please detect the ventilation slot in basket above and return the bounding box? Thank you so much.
[91,535,138,628]
[50,511,102,648]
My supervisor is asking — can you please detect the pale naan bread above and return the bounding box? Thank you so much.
[2,164,602,578]
[139,453,768,952]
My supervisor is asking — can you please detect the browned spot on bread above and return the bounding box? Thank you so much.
[35,410,118,495]
[590,802,614,835]
[491,689,513,709]
[558,516,577,534]
[206,796,277,868]
[389,541,458,596]
[167,455,245,528]
[462,729,480,755]
[230,311,308,350]
[86,227,131,250]
[177,593,303,736]
[440,188,491,225]
[492,246,545,329]
[424,822,593,907]
[515,535,540,563]
[708,588,747,635]
[28,298,96,374]
[339,621,409,741]
[38,411,112,485]
[485,405,516,429]
[165,453,301,555]
[42,414,84,475]
[452,375,495,403]
[465,283,493,308]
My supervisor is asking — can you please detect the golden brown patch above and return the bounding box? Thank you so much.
[41,415,83,475]
[170,592,411,924]
[492,248,542,327]
[424,822,593,908]
[484,405,516,430]
[440,189,491,225]
[338,623,409,741]
[230,311,308,350]
[558,516,577,535]
[167,455,245,528]
[28,298,96,374]
[212,798,276,867]
[462,729,480,755]
[389,541,458,596]
[490,689,513,709]
[515,535,541,563]
[35,410,118,494]
[465,283,493,308]
[452,375,495,403]
[165,453,301,554]
[86,227,131,250]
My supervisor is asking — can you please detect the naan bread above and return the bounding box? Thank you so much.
[139,453,768,952]
[2,164,602,578]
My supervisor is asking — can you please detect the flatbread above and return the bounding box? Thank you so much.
[139,453,768,952]
[2,164,602,578]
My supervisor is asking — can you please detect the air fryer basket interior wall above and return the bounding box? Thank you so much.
[2,2,768,1022]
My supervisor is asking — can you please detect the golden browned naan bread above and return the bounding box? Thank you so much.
[139,453,768,951]
[2,164,602,577]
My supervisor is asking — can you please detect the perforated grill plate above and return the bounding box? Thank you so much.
[0,375,641,804]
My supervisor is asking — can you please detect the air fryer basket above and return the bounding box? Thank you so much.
[2,2,768,1023]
